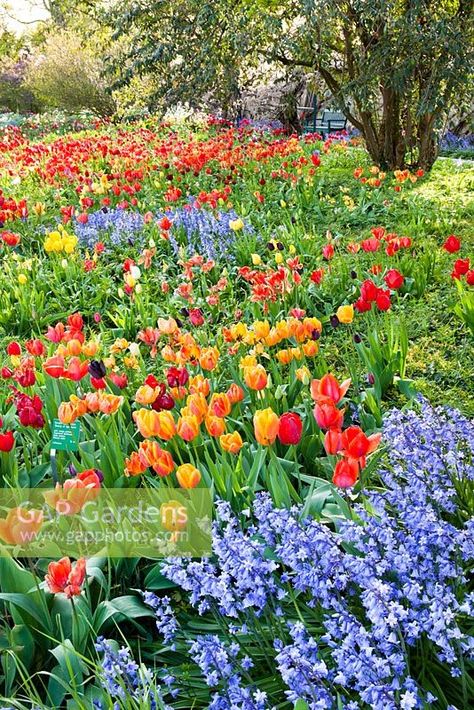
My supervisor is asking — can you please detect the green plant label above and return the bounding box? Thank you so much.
[50,419,80,451]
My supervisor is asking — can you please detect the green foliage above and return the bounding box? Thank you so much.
[24,30,115,117]
[108,0,474,167]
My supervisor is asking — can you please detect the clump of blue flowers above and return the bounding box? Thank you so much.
[94,636,168,709]
[158,203,252,262]
[158,400,473,709]
[75,208,145,248]
[73,202,253,263]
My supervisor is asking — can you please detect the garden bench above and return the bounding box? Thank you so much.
[299,98,348,134]
[315,110,347,135]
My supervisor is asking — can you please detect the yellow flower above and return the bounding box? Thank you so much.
[63,235,78,254]
[275,253,283,264]
[33,202,45,216]
[229,218,244,231]
[111,338,129,353]
[18,273,27,285]
[251,253,262,266]
[336,305,354,324]
[289,244,296,254]
[295,366,311,384]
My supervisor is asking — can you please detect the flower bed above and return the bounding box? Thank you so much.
[0,115,471,709]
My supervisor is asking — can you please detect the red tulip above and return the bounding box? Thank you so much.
[310,268,324,284]
[466,270,474,286]
[324,429,343,455]
[189,308,204,326]
[166,367,189,388]
[375,289,391,311]
[109,372,128,389]
[360,280,378,302]
[46,557,86,598]
[0,431,14,452]
[332,458,359,488]
[25,339,45,357]
[384,269,404,290]
[371,227,385,240]
[340,426,382,466]
[361,237,380,252]
[6,341,21,356]
[159,216,172,231]
[67,313,84,331]
[311,374,351,404]
[278,412,303,445]
[43,355,65,378]
[354,298,372,313]
[451,258,470,280]
[64,357,89,381]
[322,244,334,260]
[313,398,344,431]
[443,235,460,253]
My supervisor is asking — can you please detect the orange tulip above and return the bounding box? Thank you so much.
[0,507,43,545]
[154,410,176,440]
[177,414,200,441]
[58,401,79,425]
[161,344,176,362]
[276,349,293,365]
[66,338,83,356]
[139,440,174,476]
[227,383,244,404]
[186,392,208,422]
[189,374,211,396]
[133,409,161,438]
[70,395,88,417]
[244,364,268,391]
[265,328,280,347]
[82,340,99,357]
[220,431,243,454]
[84,391,101,413]
[303,317,322,339]
[135,385,159,405]
[252,320,270,339]
[125,450,149,477]
[158,317,178,334]
[176,463,201,488]
[43,470,101,515]
[276,320,291,340]
[199,347,219,371]
[205,414,226,437]
[160,500,187,533]
[254,408,280,446]
[302,340,319,357]
[97,392,123,414]
[209,392,231,418]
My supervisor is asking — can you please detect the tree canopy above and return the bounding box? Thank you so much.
[108,0,474,168]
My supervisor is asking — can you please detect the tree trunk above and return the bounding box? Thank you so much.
[417,113,438,169]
